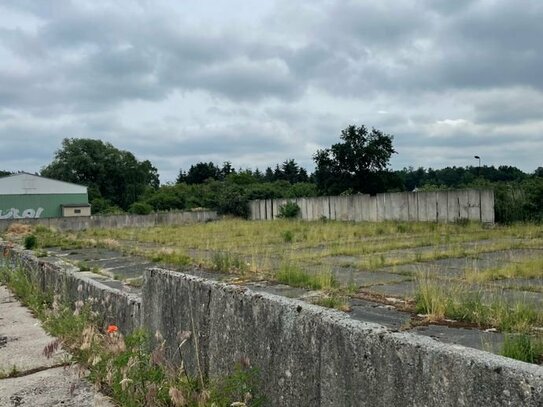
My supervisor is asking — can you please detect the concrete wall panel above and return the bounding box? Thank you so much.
[333,196,349,221]
[382,193,392,220]
[376,194,386,221]
[347,195,362,222]
[457,190,469,219]
[394,192,409,221]
[447,191,460,223]
[259,200,267,220]
[407,192,418,221]
[295,198,306,220]
[266,199,273,220]
[468,190,482,221]
[437,191,449,223]
[481,189,495,223]
[416,192,428,222]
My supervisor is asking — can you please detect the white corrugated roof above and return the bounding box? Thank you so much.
[0,173,87,195]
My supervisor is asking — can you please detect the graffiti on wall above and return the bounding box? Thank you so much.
[0,208,44,219]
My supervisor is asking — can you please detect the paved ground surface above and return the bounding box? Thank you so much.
[0,286,113,407]
[46,246,511,354]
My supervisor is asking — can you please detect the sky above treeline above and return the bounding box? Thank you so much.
[1,0,542,183]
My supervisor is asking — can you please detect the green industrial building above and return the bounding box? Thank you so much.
[0,173,90,219]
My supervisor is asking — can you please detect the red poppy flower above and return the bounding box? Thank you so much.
[107,324,118,334]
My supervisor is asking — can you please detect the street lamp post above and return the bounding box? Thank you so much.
[474,155,481,177]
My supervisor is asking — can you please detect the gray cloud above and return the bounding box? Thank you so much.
[0,0,542,181]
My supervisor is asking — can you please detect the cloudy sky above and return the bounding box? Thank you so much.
[1,0,542,182]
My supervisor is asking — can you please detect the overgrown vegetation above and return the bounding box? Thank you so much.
[415,272,543,332]
[312,292,351,312]
[275,263,337,290]
[501,334,543,364]
[27,128,543,220]
[23,234,37,250]
[414,272,543,362]
[5,220,543,364]
[0,264,265,406]
[278,201,300,219]
[464,257,543,283]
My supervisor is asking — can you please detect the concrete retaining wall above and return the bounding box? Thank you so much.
[2,245,542,406]
[0,210,217,232]
[143,268,542,407]
[0,245,141,334]
[250,189,495,223]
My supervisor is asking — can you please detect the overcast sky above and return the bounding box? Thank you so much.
[1,0,542,183]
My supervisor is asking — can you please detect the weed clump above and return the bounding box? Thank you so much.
[278,201,300,219]
[313,293,351,312]
[275,263,337,290]
[501,334,543,363]
[23,234,38,250]
[281,230,294,243]
[415,272,543,333]
[211,251,248,273]
[151,248,191,266]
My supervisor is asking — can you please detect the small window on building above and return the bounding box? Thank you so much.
[74,209,81,214]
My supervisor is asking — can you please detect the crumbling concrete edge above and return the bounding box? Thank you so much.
[0,244,141,334]
[142,267,543,407]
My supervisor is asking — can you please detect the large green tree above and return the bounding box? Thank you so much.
[41,138,159,211]
[313,125,397,195]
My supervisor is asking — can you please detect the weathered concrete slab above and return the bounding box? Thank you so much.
[0,286,113,407]
[0,286,66,375]
[364,281,417,298]
[413,325,504,353]
[349,299,411,329]
[331,267,410,287]
[0,366,113,407]
[246,282,310,299]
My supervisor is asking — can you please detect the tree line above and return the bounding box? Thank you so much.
[1,125,541,223]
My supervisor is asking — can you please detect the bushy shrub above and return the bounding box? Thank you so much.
[129,202,153,215]
[278,201,300,219]
[24,234,38,250]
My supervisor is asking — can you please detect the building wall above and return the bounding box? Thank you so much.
[0,193,89,219]
[62,206,92,217]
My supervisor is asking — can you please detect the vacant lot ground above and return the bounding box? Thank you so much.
[8,219,543,362]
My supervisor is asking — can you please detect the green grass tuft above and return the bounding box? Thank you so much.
[501,334,543,363]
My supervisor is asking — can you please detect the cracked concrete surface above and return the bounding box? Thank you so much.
[0,286,112,407]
